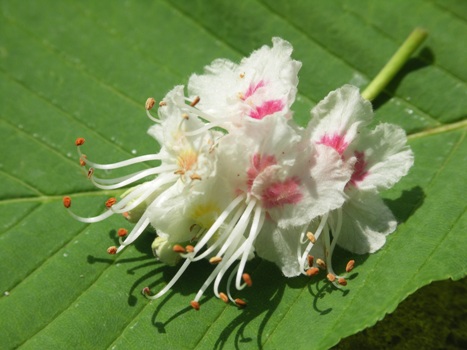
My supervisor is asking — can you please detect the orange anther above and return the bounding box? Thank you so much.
[316,258,326,269]
[190,96,200,107]
[209,256,222,264]
[142,287,151,295]
[105,197,117,208]
[87,168,94,178]
[75,137,85,146]
[190,300,200,311]
[117,228,128,237]
[219,292,229,303]
[327,273,336,282]
[182,113,189,120]
[172,244,186,254]
[63,196,71,208]
[185,245,194,253]
[306,267,320,277]
[145,97,156,110]
[346,260,355,273]
[79,155,87,166]
[159,101,167,107]
[338,277,347,286]
[306,231,316,243]
[242,273,252,287]
[107,246,117,255]
[190,173,202,181]
[307,255,314,267]
[234,298,247,308]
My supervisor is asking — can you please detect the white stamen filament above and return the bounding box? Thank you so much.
[299,212,329,274]
[66,207,115,223]
[146,109,162,123]
[89,165,178,190]
[116,215,151,253]
[79,151,164,170]
[235,204,264,290]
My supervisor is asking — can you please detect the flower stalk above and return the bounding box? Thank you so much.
[362,27,428,101]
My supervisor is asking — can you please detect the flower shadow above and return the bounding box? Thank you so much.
[372,47,435,110]
[384,186,425,224]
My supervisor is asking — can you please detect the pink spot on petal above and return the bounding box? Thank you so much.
[349,151,368,187]
[247,153,277,190]
[318,133,349,155]
[244,80,265,100]
[249,100,284,120]
[262,177,303,209]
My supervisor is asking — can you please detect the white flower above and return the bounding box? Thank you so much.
[188,37,302,130]
[298,85,413,285]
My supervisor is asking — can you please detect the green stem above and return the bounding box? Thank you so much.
[361,27,428,101]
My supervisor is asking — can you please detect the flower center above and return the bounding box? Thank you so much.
[261,176,303,209]
[247,153,277,190]
[177,149,198,172]
[318,133,348,155]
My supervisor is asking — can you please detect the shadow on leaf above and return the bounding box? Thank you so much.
[372,47,435,110]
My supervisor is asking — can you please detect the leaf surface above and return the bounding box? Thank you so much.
[0,0,465,349]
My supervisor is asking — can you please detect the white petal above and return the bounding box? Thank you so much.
[337,191,397,254]
[350,123,414,191]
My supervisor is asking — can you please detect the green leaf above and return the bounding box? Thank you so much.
[0,0,465,349]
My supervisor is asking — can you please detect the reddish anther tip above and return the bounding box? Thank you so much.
[338,277,347,286]
[219,292,229,303]
[306,267,320,277]
[107,246,117,255]
[346,260,355,273]
[63,196,72,208]
[234,298,247,308]
[242,273,252,287]
[79,155,87,166]
[105,197,117,208]
[190,300,200,311]
[75,137,85,146]
[87,168,94,179]
[117,228,128,237]
[145,97,156,110]
[327,273,336,282]
[172,244,186,254]
[142,287,151,295]
[307,255,314,267]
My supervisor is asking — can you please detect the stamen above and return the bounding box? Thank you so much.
[142,287,151,296]
[190,96,200,107]
[117,228,128,237]
[242,273,252,287]
[63,196,71,208]
[190,173,202,181]
[87,168,94,179]
[190,300,200,311]
[145,97,156,110]
[182,113,189,120]
[327,273,336,282]
[209,256,222,264]
[79,155,87,166]
[338,277,347,286]
[78,153,164,171]
[219,292,229,303]
[185,245,194,253]
[105,197,117,208]
[159,101,167,107]
[306,267,320,276]
[107,246,117,255]
[75,137,85,146]
[346,260,355,273]
[307,255,314,267]
[117,216,151,252]
[316,258,326,269]
[306,231,316,243]
[173,244,186,254]
[235,298,247,308]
